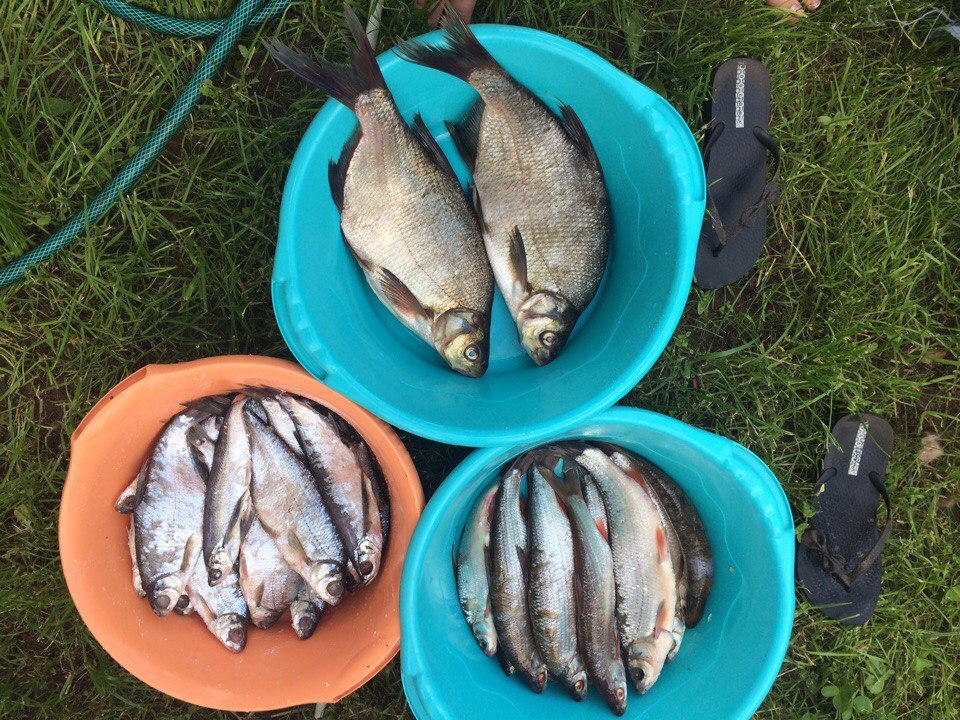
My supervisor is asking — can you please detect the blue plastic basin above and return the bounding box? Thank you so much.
[399,407,795,720]
[273,26,706,446]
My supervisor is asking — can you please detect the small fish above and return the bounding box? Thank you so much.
[185,559,249,653]
[203,396,254,586]
[545,462,627,715]
[115,459,149,514]
[128,522,146,598]
[134,409,208,617]
[597,442,713,628]
[239,517,302,629]
[266,6,494,377]
[290,583,326,639]
[244,405,347,605]
[456,481,500,657]
[277,394,383,586]
[571,446,676,695]
[397,12,610,366]
[353,437,391,548]
[528,465,588,700]
[489,457,547,693]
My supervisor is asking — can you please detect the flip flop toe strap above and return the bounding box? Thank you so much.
[703,123,781,255]
[801,470,892,590]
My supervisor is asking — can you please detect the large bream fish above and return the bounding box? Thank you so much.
[397,11,610,366]
[266,8,494,377]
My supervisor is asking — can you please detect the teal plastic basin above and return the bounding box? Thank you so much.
[273,26,706,446]
[399,407,795,720]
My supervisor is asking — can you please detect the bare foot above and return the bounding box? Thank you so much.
[765,0,821,22]
[416,0,477,25]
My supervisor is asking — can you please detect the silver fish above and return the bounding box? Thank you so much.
[489,458,547,692]
[572,446,676,694]
[134,409,207,616]
[266,7,494,377]
[290,583,326,640]
[596,443,688,659]
[546,462,627,715]
[203,396,254,586]
[239,517,302,629]
[528,465,587,700]
[456,481,500,657]
[242,387,303,456]
[115,459,148,514]
[244,405,347,605]
[353,437,391,549]
[278,394,383,586]
[185,558,249,653]
[397,13,610,366]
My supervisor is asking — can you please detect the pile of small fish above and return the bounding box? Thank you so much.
[456,442,713,715]
[266,4,610,377]
[117,389,390,652]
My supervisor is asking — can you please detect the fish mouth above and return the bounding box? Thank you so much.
[356,539,382,584]
[149,578,184,617]
[252,609,282,630]
[295,614,319,639]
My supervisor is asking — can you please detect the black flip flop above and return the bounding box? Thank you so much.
[695,58,781,290]
[796,414,895,625]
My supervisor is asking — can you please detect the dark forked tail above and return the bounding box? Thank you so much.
[264,4,385,109]
[394,2,498,80]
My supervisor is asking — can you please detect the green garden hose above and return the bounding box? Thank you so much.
[0,0,293,288]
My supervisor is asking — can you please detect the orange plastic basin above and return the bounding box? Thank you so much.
[60,356,424,711]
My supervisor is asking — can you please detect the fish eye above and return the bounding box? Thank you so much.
[575,680,585,692]
[615,687,625,700]
[540,331,557,347]
[463,344,480,361]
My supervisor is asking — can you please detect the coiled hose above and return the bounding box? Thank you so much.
[0,0,293,287]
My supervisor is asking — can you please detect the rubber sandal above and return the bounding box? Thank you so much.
[695,58,781,290]
[796,414,895,625]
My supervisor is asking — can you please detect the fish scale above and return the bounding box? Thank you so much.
[343,93,491,316]
[134,409,207,616]
[471,75,608,314]
[528,466,587,700]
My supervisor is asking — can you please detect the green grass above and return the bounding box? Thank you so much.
[1,0,958,717]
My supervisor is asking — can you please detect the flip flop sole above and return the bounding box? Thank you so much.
[796,414,894,625]
[695,58,772,289]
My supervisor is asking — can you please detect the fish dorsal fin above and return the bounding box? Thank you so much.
[468,184,488,233]
[445,98,484,173]
[507,226,530,293]
[410,113,455,177]
[377,267,433,324]
[253,579,266,607]
[558,104,601,170]
[328,125,362,212]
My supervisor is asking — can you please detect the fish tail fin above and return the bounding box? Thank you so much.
[394,2,497,80]
[181,393,233,420]
[542,461,586,505]
[264,5,384,109]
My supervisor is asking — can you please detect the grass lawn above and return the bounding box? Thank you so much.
[1,0,958,717]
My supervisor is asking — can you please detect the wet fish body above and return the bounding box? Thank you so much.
[528,465,587,700]
[239,517,302,629]
[573,447,676,694]
[266,7,494,377]
[456,481,500,656]
[202,397,253,586]
[244,406,346,605]
[489,459,547,692]
[278,394,382,586]
[546,461,627,715]
[397,14,610,366]
[134,409,208,616]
